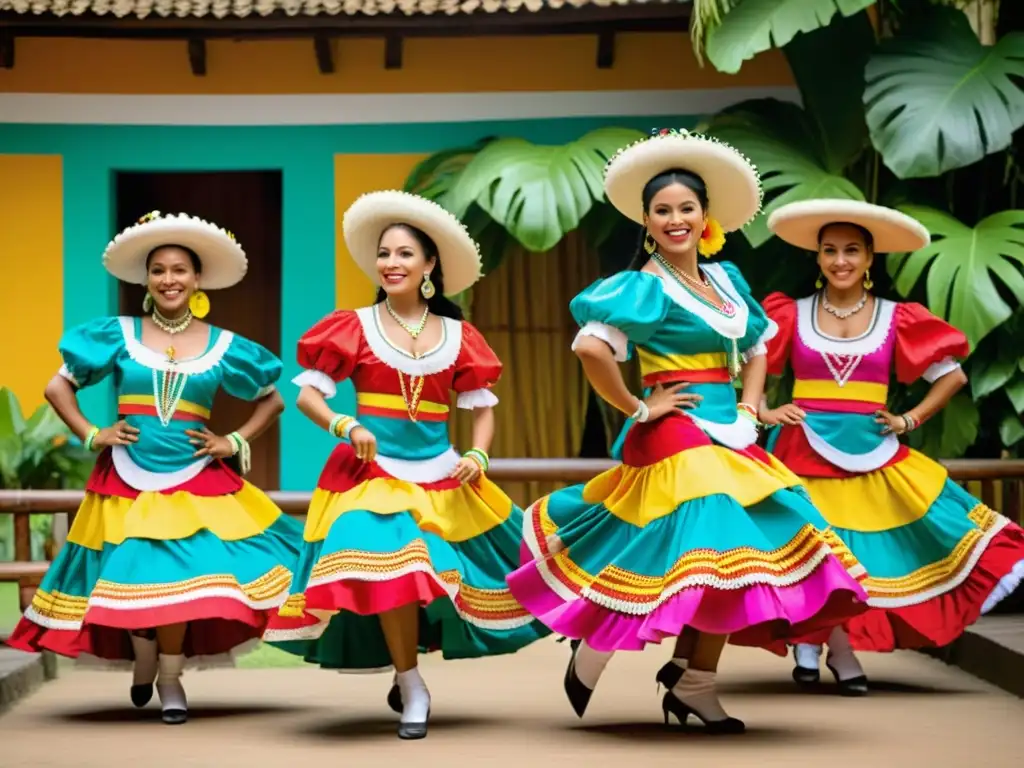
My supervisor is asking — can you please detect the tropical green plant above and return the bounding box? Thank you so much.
[0,387,95,561]
[694,0,1024,459]
[404,127,644,257]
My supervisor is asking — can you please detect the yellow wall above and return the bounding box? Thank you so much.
[0,34,793,94]
[0,155,63,414]
[333,154,430,310]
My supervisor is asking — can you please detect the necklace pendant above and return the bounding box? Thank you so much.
[166,346,176,361]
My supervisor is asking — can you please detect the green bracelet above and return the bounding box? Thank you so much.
[84,426,100,452]
[464,448,490,472]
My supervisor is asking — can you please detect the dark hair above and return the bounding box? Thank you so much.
[817,222,875,251]
[627,169,710,271]
[145,244,203,273]
[373,223,465,321]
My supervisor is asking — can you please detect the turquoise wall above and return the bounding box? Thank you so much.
[0,115,690,489]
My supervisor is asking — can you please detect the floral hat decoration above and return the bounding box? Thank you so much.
[603,127,763,257]
[102,210,248,291]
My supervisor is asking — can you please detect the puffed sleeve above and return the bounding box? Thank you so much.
[292,310,362,400]
[220,334,283,401]
[762,292,797,376]
[719,261,778,362]
[894,302,970,384]
[57,317,124,389]
[569,271,670,361]
[452,322,503,409]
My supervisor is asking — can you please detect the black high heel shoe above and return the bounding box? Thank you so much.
[387,683,402,713]
[661,691,745,735]
[397,709,430,740]
[563,641,593,718]
[826,660,868,697]
[131,683,153,708]
[655,661,685,691]
[791,646,821,686]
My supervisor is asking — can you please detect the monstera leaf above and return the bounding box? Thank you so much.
[446,128,643,252]
[887,206,1024,349]
[705,99,865,247]
[702,0,876,74]
[865,6,1024,179]
[404,140,492,202]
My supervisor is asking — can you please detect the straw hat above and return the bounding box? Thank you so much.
[343,190,483,296]
[603,128,762,232]
[768,199,931,253]
[103,211,247,290]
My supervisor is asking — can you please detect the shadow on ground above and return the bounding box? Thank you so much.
[54,703,306,723]
[298,713,503,740]
[720,679,975,697]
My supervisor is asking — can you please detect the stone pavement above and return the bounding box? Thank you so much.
[1,638,1021,768]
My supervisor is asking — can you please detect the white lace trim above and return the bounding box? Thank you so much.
[110,444,212,491]
[255,384,277,399]
[356,305,462,376]
[923,357,961,384]
[375,448,461,483]
[799,421,900,473]
[292,369,337,399]
[86,584,288,612]
[57,363,79,387]
[522,502,864,615]
[742,342,767,363]
[652,261,750,340]
[690,413,759,450]
[573,321,628,362]
[118,316,234,374]
[795,295,896,357]
[982,557,1024,614]
[870,515,1009,609]
[456,388,499,409]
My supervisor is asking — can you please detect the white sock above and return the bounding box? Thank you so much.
[671,668,731,723]
[826,627,865,681]
[573,640,613,690]
[130,633,158,687]
[794,643,823,671]
[671,657,688,670]
[156,654,187,712]
[396,667,430,724]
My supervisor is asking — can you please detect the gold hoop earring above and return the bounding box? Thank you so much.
[421,273,436,300]
[643,229,657,255]
[863,269,874,291]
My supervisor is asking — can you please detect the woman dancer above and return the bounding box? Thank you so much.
[760,199,1024,694]
[5,211,302,724]
[506,129,868,734]
[263,190,548,740]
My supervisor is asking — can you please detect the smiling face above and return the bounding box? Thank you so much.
[146,245,200,317]
[376,224,437,299]
[644,181,707,256]
[817,223,874,292]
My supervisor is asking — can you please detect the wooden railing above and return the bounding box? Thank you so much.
[2,457,1023,613]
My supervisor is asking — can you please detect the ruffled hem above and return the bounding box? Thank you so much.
[507,550,866,653]
[86,448,244,498]
[775,524,1024,652]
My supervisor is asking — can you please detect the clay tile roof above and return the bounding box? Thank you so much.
[0,0,683,18]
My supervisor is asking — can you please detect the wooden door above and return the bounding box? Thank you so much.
[116,171,283,489]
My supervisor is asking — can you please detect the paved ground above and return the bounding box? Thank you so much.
[2,638,1021,768]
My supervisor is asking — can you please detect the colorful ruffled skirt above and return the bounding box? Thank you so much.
[263,444,550,669]
[505,413,869,652]
[5,450,302,667]
[769,424,1024,651]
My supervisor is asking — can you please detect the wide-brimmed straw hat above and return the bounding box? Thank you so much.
[768,199,931,253]
[102,211,247,290]
[343,190,483,296]
[603,128,762,232]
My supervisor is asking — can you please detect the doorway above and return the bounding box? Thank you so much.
[115,171,283,490]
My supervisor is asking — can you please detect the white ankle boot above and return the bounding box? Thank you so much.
[156,654,188,724]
